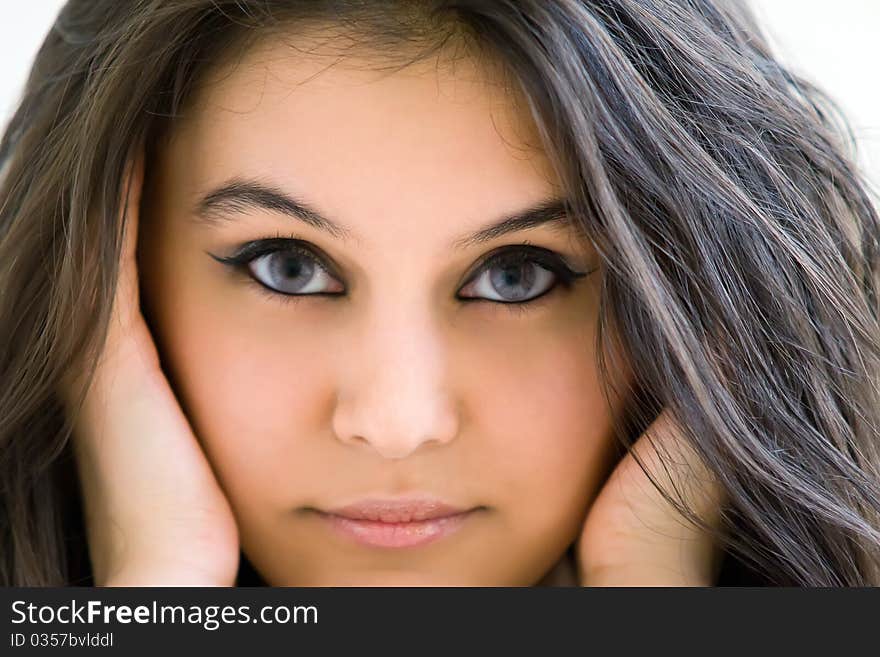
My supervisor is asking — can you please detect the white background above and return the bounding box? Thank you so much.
[1,1,878,188]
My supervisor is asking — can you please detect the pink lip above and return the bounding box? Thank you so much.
[316,498,479,548]
[327,498,469,522]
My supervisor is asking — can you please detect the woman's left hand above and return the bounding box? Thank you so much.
[575,409,726,586]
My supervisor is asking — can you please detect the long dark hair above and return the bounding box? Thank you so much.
[2,0,879,586]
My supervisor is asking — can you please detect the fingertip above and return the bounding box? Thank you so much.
[120,141,147,245]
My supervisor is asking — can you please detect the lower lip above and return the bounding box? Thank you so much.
[317,510,475,548]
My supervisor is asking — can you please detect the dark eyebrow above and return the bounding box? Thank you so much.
[194,178,352,241]
[451,198,571,249]
[192,178,572,248]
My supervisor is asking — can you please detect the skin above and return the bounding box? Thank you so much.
[137,35,623,586]
[65,31,722,587]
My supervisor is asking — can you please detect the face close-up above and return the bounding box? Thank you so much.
[137,29,631,586]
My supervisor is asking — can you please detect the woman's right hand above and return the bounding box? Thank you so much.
[60,150,240,586]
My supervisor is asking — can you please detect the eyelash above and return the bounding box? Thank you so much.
[208,236,592,314]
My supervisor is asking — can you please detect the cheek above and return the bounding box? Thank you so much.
[490,353,608,479]
[146,254,622,584]
[150,293,333,511]
[459,294,622,553]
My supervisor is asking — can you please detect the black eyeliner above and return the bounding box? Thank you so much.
[206,237,346,299]
[208,237,335,272]
[208,237,596,305]
[459,244,593,293]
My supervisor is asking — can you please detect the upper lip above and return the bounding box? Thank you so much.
[322,498,472,523]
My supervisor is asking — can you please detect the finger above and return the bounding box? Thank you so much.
[107,145,146,345]
[627,409,724,529]
[59,146,148,407]
[579,409,726,585]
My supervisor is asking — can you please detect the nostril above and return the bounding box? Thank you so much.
[332,389,459,450]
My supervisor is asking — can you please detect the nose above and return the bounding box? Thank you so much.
[331,300,460,460]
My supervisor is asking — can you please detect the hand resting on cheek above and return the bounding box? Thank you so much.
[60,149,241,587]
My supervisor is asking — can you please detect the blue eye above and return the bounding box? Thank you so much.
[208,238,343,297]
[209,239,592,305]
[458,246,590,304]
[463,257,556,303]
[248,249,341,295]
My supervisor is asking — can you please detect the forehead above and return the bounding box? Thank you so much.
[161,31,567,251]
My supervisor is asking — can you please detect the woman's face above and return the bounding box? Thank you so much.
[138,34,629,585]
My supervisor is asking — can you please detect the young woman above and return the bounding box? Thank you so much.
[1,0,878,586]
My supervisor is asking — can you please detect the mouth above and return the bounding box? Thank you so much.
[309,498,483,549]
